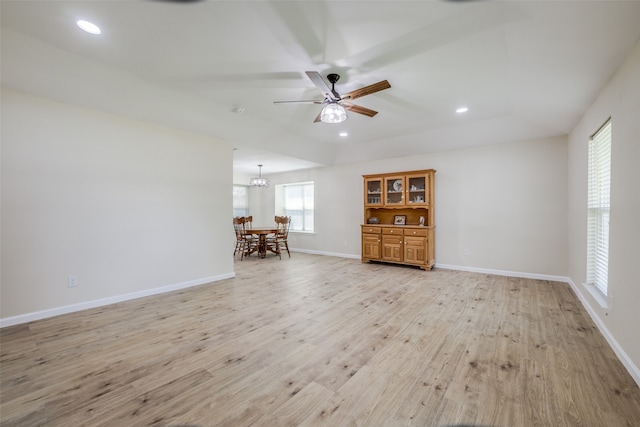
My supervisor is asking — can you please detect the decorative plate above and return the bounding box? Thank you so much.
[393,179,402,192]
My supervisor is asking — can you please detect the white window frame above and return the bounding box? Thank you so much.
[277,182,314,232]
[586,118,611,297]
[233,185,249,217]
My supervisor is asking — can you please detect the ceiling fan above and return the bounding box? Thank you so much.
[274,71,391,123]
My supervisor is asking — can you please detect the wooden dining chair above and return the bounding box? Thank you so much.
[233,217,256,260]
[244,215,259,241]
[267,216,291,259]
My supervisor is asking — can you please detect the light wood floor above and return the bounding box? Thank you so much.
[1,253,639,426]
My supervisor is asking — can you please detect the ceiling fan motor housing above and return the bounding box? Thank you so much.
[326,73,341,99]
[327,73,340,84]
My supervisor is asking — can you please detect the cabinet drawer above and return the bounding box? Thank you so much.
[382,227,402,235]
[404,228,427,237]
[362,227,381,234]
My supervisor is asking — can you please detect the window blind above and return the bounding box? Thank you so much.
[586,119,611,295]
[233,185,249,217]
[284,182,314,232]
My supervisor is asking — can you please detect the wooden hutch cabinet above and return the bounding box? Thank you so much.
[361,169,435,270]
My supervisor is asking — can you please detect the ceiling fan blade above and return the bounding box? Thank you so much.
[343,102,379,117]
[342,80,391,101]
[273,100,325,104]
[313,111,323,123]
[305,71,339,101]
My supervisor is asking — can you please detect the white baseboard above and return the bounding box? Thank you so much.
[0,272,235,328]
[4,255,638,389]
[435,263,640,388]
[299,254,640,386]
[567,278,640,388]
[434,263,569,283]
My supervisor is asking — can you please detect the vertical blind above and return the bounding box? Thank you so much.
[586,119,611,295]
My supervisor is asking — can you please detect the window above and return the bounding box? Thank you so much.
[283,182,314,232]
[586,119,611,296]
[233,185,249,217]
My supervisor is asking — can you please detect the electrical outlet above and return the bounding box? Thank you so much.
[463,248,470,256]
[68,275,78,287]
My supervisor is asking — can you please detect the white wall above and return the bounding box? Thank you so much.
[1,89,234,322]
[233,171,251,186]
[568,40,640,372]
[252,135,568,278]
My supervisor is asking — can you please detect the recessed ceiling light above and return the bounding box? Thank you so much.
[339,132,348,137]
[456,106,469,114]
[77,20,101,35]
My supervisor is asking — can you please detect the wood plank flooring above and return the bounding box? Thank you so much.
[1,253,639,426]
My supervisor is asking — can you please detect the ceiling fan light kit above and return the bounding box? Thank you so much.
[249,164,270,188]
[274,71,390,123]
[320,102,347,123]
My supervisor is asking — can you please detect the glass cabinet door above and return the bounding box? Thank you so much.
[406,173,429,206]
[364,177,383,206]
[384,176,405,206]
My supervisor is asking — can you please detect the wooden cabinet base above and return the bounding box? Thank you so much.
[361,224,434,271]
[362,259,434,271]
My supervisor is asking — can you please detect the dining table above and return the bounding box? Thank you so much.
[243,227,279,259]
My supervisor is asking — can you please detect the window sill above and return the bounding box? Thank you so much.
[583,282,608,309]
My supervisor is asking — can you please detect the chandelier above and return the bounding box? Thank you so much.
[249,164,270,188]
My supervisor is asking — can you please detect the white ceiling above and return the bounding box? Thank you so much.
[2,0,640,176]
